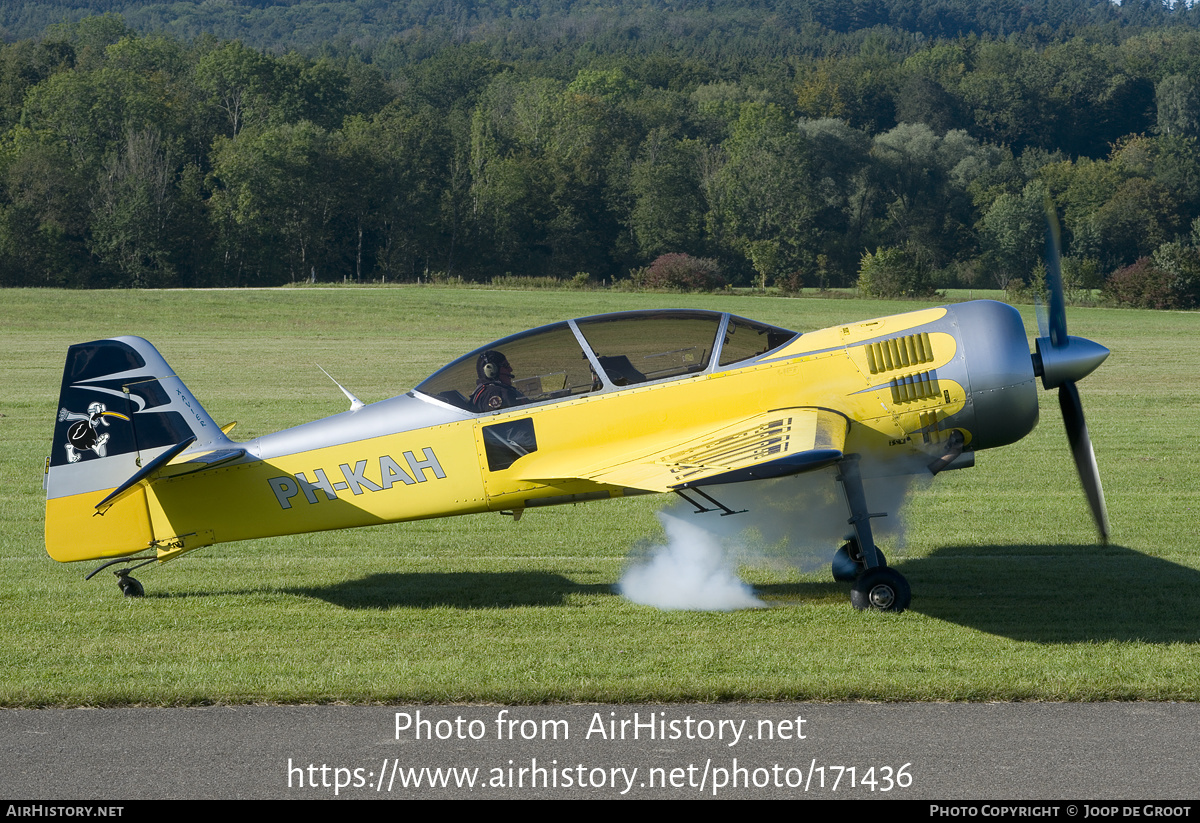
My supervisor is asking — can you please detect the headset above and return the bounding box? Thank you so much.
[477,350,509,380]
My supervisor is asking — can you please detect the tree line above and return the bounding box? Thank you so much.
[3,8,1200,306]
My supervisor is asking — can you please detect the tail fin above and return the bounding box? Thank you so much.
[45,337,232,562]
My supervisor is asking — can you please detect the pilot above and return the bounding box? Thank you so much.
[471,350,527,412]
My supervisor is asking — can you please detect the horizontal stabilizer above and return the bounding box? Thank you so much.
[161,446,247,475]
[95,436,195,513]
[95,438,247,514]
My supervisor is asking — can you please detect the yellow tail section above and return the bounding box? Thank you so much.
[45,487,154,562]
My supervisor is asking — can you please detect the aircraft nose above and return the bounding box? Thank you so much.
[1035,336,1110,390]
[949,300,1040,452]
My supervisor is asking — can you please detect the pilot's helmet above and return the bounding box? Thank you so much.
[477,350,510,381]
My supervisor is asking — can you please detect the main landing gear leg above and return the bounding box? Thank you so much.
[834,455,910,613]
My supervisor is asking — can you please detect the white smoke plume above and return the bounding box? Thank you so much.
[617,466,930,611]
[618,512,766,611]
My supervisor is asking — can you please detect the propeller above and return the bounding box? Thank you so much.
[1033,203,1110,542]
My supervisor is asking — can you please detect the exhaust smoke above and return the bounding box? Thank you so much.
[617,467,929,611]
[617,512,766,611]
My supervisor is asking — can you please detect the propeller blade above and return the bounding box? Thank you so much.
[1043,200,1068,348]
[1058,381,1110,543]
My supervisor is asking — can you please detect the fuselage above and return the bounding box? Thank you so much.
[47,300,1042,564]
[146,301,1038,545]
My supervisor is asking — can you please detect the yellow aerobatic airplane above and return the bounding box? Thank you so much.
[44,292,1108,612]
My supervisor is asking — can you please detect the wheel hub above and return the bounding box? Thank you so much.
[869,584,895,609]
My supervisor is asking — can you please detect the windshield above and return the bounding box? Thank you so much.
[719,316,798,366]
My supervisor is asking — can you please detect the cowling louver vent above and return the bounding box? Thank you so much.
[890,371,938,404]
[864,333,934,374]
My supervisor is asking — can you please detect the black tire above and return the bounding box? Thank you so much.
[832,545,859,581]
[850,567,910,613]
[117,575,144,598]
[832,541,886,582]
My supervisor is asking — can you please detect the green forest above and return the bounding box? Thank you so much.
[3,1,1200,307]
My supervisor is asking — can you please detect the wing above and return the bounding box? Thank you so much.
[519,406,849,493]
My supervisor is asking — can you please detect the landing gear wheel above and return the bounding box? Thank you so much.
[850,567,910,613]
[116,572,144,598]
[831,539,886,581]
[832,545,859,581]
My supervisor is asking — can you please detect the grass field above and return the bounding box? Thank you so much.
[1,287,1197,705]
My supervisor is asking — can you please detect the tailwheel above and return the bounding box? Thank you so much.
[87,555,155,597]
[831,538,886,582]
[850,567,909,613]
[116,571,144,598]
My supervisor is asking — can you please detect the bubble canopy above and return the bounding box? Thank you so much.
[414,309,798,412]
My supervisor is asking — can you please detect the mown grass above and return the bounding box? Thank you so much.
[1,287,1196,705]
